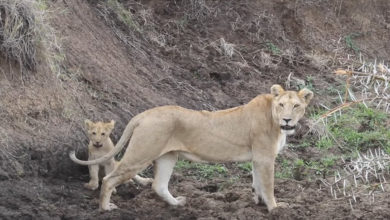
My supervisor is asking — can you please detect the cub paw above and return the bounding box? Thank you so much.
[139,178,153,186]
[84,182,99,190]
[253,194,260,204]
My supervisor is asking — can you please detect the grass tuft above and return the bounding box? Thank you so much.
[0,0,39,71]
[0,0,62,75]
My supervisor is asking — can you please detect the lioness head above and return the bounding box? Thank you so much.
[270,84,313,135]
[85,120,115,148]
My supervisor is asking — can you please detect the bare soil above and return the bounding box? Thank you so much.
[1,167,390,220]
[1,0,390,219]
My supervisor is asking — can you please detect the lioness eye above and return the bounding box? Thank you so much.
[294,104,300,108]
[279,103,284,107]
[101,133,105,136]
[92,132,96,135]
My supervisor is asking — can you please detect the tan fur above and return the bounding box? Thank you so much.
[69,85,313,212]
[73,120,152,192]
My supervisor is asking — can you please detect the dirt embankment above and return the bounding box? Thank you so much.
[1,0,390,219]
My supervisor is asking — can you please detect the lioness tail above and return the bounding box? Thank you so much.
[69,118,140,166]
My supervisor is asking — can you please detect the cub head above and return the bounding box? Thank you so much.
[85,119,115,148]
[270,84,313,135]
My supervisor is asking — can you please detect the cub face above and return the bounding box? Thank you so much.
[85,120,115,148]
[270,84,313,135]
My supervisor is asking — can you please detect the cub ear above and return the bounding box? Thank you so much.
[85,119,93,129]
[298,88,314,104]
[270,84,285,96]
[106,120,115,130]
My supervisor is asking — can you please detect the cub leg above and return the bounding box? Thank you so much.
[252,159,277,211]
[85,164,99,190]
[152,152,186,206]
[133,175,153,186]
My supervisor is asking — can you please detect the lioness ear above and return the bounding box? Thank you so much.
[106,120,115,130]
[270,84,285,96]
[85,119,93,129]
[298,88,314,104]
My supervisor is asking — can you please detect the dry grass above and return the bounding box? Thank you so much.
[184,0,214,22]
[0,0,38,71]
[0,0,61,75]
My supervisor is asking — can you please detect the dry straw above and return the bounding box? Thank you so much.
[0,0,39,71]
[0,0,60,75]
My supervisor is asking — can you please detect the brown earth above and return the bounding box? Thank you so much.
[1,0,390,219]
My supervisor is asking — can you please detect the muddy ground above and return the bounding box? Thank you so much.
[1,0,390,219]
[1,163,390,220]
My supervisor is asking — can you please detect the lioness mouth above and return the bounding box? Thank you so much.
[93,143,103,148]
[280,125,296,130]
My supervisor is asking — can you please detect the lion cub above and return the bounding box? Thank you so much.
[83,119,152,191]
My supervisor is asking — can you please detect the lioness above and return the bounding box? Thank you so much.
[76,120,152,191]
[70,85,313,212]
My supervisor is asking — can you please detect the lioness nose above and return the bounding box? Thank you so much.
[283,118,291,123]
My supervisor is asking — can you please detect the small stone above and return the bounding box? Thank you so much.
[0,168,9,181]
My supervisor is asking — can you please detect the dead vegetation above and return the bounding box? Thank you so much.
[320,148,390,210]
[0,0,39,71]
[0,0,61,76]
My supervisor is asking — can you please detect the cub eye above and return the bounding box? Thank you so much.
[101,133,105,136]
[92,132,96,135]
[279,103,284,107]
[293,104,300,108]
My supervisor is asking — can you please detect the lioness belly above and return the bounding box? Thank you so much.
[179,150,252,163]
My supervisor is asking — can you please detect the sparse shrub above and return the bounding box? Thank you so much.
[315,137,333,149]
[275,158,294,179]
[344,32,361,54]
[266,42,281,55]
[327,105,390,152]
[104,0,140,32]
[175,160,227,179]
[237,162,252,172]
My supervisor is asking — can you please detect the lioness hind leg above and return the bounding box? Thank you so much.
[152,152,186,206]
[104,160,117,194]
[100,168,138,211]
[252,159,277,211]
[85,165,99,190]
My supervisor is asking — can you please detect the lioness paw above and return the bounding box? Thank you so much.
[176,196,186,206]
[276,202,289,208]
[100,203,118,211]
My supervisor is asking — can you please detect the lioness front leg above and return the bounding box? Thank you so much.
[252,159,277,211]
[85,164,99,190]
